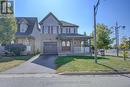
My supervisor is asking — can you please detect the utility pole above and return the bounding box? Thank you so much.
[94,0,100,63]
[111,22,125,56]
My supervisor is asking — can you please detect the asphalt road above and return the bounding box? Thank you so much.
[0,74,130,87]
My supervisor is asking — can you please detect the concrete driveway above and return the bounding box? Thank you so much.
[2,54,57,74]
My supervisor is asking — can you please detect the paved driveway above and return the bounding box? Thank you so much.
[2,54,57,74]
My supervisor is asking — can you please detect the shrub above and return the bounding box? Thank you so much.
[5,44,26,56]
[122,50,128,60]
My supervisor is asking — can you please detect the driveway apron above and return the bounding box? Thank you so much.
[2,54,57,74]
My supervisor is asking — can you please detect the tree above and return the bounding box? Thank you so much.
[91,23,114,49]
[0,14,17,45]
[120,37,129,60]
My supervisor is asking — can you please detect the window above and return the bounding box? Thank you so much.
[24,39,29,45]
[81,41,84,47]
[53,26,57,34]
[66,41,70,46]
[57,26,60,34]
[26,46,31,51]
[44,26,49,34]
[66,28,69,34]
[20,23,28,32]
[50,26,53,34]
[74,28,77,34]
[62,41,66,46]
[70,28,74,33]
[62,28,66,34]
[62,41,70,47]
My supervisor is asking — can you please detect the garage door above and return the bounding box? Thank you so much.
[44,42,58,54]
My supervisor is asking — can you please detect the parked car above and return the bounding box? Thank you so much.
[0,50,15,56]
[99,49,105,56]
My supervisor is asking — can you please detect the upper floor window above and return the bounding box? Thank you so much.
[66,28,70,34]
[20,22,28,33]
[44,26,49,34]
[53,27,57,34]
[70,28,74,33]
[57,26,61,34]
[74,28,78,34]
[62,28,66,34]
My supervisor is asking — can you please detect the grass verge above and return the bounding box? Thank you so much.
[55,56,130,73]
[0,55,33,72]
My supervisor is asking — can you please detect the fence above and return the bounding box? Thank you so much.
[105,49,130,57]
[73,47,90,54]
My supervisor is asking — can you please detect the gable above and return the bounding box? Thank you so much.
[16,17,39,36]
[18,18,29,24]
[39,12,61,26]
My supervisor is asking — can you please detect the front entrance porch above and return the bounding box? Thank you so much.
[57,34,92,56]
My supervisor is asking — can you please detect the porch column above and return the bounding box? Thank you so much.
[72,38,74,54]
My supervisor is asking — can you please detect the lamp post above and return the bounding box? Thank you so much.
[94,0,100,63]
[111,22,125,56]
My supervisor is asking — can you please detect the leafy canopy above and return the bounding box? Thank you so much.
[0,3,17,44]
[91,23,114,49]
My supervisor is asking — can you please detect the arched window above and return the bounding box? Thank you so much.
[62,41,66,46]
[81,41,84,47]
[20,22,28,32]
[66,41,70,46]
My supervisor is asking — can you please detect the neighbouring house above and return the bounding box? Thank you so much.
[15,17,41,55]
[15,12,91,55]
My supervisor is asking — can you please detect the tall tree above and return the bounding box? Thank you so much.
[0,0,17,45]
[91,23,113,49]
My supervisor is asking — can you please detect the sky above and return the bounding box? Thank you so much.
[15,0,130,38]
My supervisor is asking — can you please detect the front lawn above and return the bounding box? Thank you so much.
[0,56,33,72]
[55,56,130,73]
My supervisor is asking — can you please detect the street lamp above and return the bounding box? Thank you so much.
[111,22,126,56]
[94,0,100,63]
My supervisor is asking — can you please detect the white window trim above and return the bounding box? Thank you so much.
[62,41,66,46]
[20,23,28,33]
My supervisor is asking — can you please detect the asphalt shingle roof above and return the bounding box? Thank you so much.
[60,20,79,27]
[39,12,79,27]
[16,17,38,36]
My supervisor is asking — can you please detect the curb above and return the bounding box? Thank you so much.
[58,72,130,75]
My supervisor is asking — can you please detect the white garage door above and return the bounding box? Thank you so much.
[44,42,58,54]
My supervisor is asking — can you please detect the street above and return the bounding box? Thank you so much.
[0,74,130,87]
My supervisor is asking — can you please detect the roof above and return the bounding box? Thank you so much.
[57,34,91,40]
[39,12,79,27]
[60,20,79,27]
[16,17,39,36]
[58,34,91,39]
[39,12,61,25]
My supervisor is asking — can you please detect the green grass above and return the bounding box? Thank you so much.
[0,55,33,72]
[55,56,130,73]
